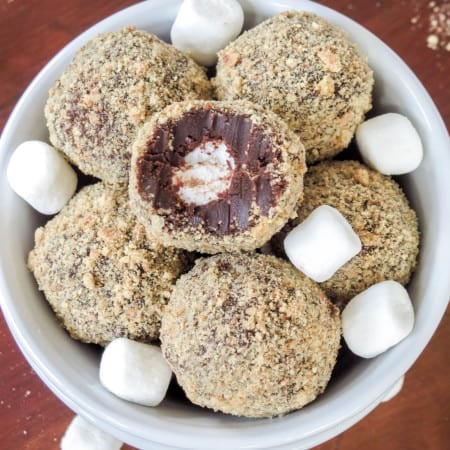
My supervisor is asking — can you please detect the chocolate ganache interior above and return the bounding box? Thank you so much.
[135,107,286,236]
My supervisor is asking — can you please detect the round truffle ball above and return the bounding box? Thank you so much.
[45,26,212,183]
[160,253,341,418]
[129,100,306,254]
[274,160,420,307]
[213,11,374,164]
[28,182,189,346]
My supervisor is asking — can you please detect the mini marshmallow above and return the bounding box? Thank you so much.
[61,415,122,450]
[99,338,172,407]
[284,205,362,283]
[170,0,244,66]
[7,140,77,215]
[342,280,415,358]
[355,113,423,175]
[381,376,405,403]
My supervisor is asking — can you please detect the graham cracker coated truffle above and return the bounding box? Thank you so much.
[160,253,341,418]
[213,11,374,164]
[28,182,189,346]
[274,160,420,307]
[45,26,212,183]
[129,100,306,253]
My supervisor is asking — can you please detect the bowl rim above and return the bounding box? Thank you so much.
[1,0,450,449]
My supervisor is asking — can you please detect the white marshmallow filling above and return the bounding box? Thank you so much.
[172,139,236,206]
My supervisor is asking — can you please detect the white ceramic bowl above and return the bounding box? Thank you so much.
[1,1,449,449]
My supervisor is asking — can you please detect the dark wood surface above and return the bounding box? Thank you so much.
[0,1,449,449]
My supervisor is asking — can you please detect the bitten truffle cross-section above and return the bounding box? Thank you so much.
[129,100,306,253]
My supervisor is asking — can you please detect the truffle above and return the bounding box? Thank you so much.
[160,253,341,418]
[45,26,212,183]
[28,182,189,345]
[129,100,306,253]
[273,160,419,307]
[213,11,373,164]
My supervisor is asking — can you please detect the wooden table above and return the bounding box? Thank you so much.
[1,1,449,449]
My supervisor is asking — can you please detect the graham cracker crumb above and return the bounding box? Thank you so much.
[427,1,450,51]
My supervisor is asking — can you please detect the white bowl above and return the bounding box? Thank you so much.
[0,1,449,449]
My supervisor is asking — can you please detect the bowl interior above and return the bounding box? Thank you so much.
[1,1,449,449]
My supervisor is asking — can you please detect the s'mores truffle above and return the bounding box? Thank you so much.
[129,100,306,253]
[213,11,374,164]
[28,182,189,346]
[161,253,341,418]
[45,26,212,183]
[273,160,420,307]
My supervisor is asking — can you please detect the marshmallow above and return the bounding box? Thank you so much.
[355,113,423,175]
[284,205,362,283]
[61,415,122,450]
[170,0,244,66]
[99,338,172,407]
[173,139,235,205]
[6,140,77,215]
[342,280,415,358]
[381,376,405,403]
